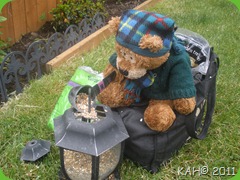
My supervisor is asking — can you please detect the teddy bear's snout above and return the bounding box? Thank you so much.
[118,67,129,76]
[116,52,147,79]
[118,66,147,79]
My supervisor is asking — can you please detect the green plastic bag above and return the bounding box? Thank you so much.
[47,66,103,130]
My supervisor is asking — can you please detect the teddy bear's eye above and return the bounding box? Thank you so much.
[120,50,125,57]
[129,56,135,63]
[119,50,124,56]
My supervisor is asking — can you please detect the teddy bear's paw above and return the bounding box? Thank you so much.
[173,97,196,115]
[144,103,176,132]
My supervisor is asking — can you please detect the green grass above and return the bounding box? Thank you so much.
[0,0,239,179]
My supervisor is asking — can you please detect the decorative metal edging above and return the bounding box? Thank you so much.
[0,13,106,103]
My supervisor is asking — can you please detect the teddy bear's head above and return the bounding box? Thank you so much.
[109,10,175,79]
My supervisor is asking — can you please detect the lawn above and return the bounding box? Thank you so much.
[0,0,239,179]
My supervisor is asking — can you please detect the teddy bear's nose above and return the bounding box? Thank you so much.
[119,68,129,76]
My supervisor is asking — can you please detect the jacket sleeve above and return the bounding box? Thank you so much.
[168,52,196,99]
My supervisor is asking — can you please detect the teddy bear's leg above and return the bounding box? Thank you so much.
[173,97,196,115]
[144,100,176,132]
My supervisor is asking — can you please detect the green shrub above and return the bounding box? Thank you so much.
[51,0,106,32]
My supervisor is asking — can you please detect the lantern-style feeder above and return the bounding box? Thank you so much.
[54,85,129,180]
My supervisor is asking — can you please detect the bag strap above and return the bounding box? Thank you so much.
[185,48,219,139]
[185,87,215,140]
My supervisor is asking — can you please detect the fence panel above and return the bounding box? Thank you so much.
[25,0,39,32]
[0,3,16,43]
[0,0,59,44]
[11,0,27,42]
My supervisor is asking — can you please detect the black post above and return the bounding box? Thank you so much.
[59,148,71,180]
[91,156,100,180]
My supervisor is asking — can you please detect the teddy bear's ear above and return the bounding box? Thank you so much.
[108,16,121,35]
[139,34,163,53]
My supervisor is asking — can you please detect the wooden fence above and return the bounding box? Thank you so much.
[0,0,61,44]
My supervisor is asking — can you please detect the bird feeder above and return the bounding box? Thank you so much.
[54,85,129,180]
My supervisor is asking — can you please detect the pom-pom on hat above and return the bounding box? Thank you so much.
[116,9,175,57]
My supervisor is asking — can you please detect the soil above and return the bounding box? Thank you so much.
[9,0,145,53]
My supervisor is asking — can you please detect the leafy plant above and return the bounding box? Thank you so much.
[51,0,106,32]
[39,12,46,21]
[0,16,8,63]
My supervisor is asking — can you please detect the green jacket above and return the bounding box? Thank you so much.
[142,41,196,100]
[109,37,196,101]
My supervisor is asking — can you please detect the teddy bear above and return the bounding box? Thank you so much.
[97,9,196,132]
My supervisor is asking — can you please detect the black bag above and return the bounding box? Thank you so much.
[114,28,220,173]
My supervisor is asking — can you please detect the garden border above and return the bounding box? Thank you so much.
[0,13,106,103]
[45,0,159,73]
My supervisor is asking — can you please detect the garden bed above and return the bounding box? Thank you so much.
[45,0,158,72]
[8,0,145,54]
[0,0,156,103]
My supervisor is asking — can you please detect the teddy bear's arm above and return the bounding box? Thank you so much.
[97,63,135,107]
[168,53,196,98]
[169,54,196,115]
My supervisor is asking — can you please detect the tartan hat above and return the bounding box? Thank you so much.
[116,10,175,57]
